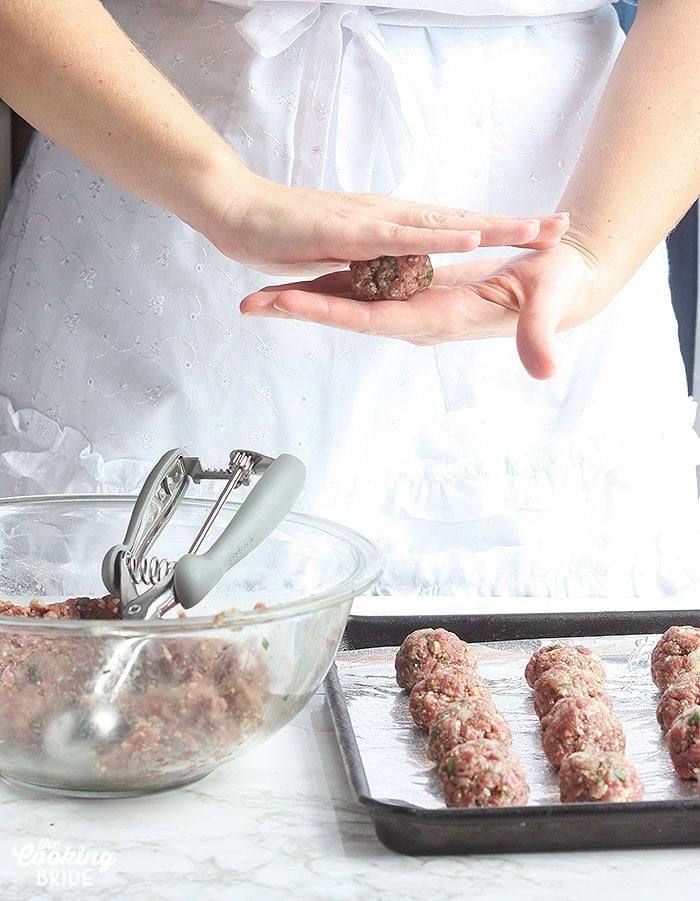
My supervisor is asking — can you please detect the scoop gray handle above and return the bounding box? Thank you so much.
[172,453,306,608]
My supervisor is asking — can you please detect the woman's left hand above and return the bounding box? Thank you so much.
[240,241,607,379]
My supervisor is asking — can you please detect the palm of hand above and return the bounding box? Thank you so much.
[240,243,603,380]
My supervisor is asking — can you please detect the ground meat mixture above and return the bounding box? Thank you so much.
[558,750,645,803]
[395,628,477,690]
[540,696,626,768]
[426,697,511,763]
[532,664,612,721]
[349,255,433,300]
[524,643,606,688]
[664,706,700,780]
[0,595,269,789]
[0,595,122,620]
[656,673,700,733]
[0,638,105,746]
[437,738,530,808]
[650,625,700,691]
[409,665,491,729]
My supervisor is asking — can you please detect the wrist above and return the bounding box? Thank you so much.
[169,140,254,240]
[558,220,625,301]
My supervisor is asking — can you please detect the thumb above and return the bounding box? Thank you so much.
[515,297,560,380]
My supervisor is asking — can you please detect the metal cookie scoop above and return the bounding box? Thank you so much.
[103,447,306,619]
[42,448,306,772]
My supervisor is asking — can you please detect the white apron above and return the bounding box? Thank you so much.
[0,0,698,598]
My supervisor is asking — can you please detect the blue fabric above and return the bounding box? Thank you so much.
[613,0,636,32]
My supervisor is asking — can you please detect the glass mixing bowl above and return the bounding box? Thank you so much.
[0,494,382,797]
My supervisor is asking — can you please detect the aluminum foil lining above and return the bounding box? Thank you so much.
[334,633,699,808]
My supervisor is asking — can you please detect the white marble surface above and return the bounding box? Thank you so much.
[1,599,698,900]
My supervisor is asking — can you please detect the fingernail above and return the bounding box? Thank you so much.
[552,212,570,220]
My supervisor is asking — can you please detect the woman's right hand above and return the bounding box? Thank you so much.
[0,0,567,279]
[200,169,570,277]
[0,1,567,279]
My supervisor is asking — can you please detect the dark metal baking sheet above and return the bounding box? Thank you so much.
[325,610,700,855]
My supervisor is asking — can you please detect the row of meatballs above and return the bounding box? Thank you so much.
[651,624,700,789]
[524,643,644,802]
[395,628,528,808]
[531,625,700,794]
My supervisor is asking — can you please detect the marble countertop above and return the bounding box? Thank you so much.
[1,598,698,900]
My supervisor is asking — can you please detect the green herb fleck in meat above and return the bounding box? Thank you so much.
[446,755,455,775]
[261,637,269,650]
[76,597,89,607]
[689,709,700,726]
[614,765,627,782]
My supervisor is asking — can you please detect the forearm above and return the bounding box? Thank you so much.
[559,0,700,293]
[0,0,246,233]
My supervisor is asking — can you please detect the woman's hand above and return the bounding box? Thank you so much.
[202,171,570,276]
[0,1,568,277]
[240,241,605,379]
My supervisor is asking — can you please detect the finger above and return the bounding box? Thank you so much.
[334,224,483,259]
[241,260,501,315]
[475,215,568,250]
[363,195,568,236]
[266,291,412,337]
[240,271,353,316]
[375,206,569,251]
[513,213,570,251]
[467,263,559,378]
[249,283,458,339]
[354,216,563,254]
[239,293,299,319]
[241,261,506,317]
[254,283,518,342]
[252,259,350,278]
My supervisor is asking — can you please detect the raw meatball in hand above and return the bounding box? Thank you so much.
[395,628,477,690]
[350,255,433,300]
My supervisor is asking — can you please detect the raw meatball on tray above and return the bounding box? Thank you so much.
[395,628,477,691]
